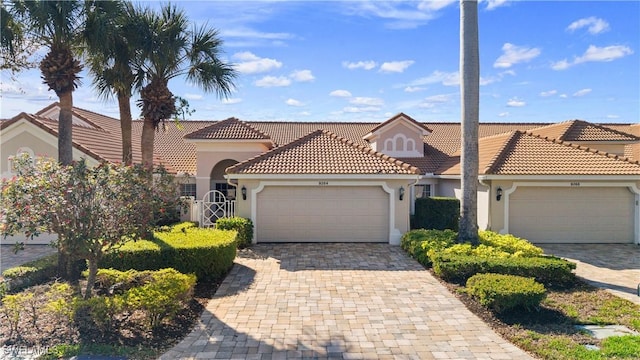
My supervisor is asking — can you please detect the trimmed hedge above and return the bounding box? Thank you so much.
[466,273,546,313]
[413,197,459,231]
[1,253,58,293]
[401,229,457,267]
[431,253,576,288]
[100,225,236,282]
[216,217,253,248]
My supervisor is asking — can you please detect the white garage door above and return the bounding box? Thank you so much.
[256,186,389,242]
[509,187,635,243]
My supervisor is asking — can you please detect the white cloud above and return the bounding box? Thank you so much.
[494,43,541,68]
[567,17,610,35]
[418,0,456,11]
[407,70,459,87]
[606,114,619,119]
[485,0,510,10]
[404,86,425,93]
[184,93,203,101]
[539,90,557,97]
[342,60,377,70]
[343,106,381,113]
[551,59,571,71]
[573,88,592,97]
[290,69,315,82]
[223,28,294,40]
[498,112,510,117]
[346,2,439,29]
[222,98,242,105]
[286,98,304,107]
[329,89,352,97]
[575,45,633,63]
[379,60,415,73]
[552,45,633,70]
[419,94,451,108]
[559,94,568,98]
[254,76,291,87]
[349,97,384,106]
[507,97,526,107]
[233,52,282,74]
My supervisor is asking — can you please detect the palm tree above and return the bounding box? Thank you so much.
[458,0,480,245]
[84,0,139,165]
[12,0,84,166]
[134,4,236,170]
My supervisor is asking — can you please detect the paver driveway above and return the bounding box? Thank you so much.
[160,244,533,360]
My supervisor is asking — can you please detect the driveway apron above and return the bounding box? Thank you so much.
[159,244,533,360]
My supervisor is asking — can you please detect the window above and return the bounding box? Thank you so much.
[180,183,196,198]
[415,184,431,198]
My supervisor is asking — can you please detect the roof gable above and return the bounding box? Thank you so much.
[364,112,432,140]
[227,129,420,175]
[529,119,639,142]
[438,130,640,175]
[184,117,272,141]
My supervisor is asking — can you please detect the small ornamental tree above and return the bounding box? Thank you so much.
[0,155,160,298]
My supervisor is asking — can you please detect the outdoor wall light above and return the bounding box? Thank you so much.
[241,186,247,200]
[399,186,405,201]
[496,187,503,201]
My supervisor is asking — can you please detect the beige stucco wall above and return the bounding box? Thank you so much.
[191,141,270,200]
[487,179,640,241]
[370,121,424,157]
[233,178,415,244]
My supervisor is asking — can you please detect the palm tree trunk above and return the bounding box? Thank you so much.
[141,118,155,171]
[459,0,480,245]
[117,92,133,166]
[58,91,74,165]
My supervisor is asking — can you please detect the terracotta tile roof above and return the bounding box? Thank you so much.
[438,131,640,175]
[367,112,432,134]
[5,103,638,176]
[184,117,272,140]
[529,120,640,142]
[227,129,420,175]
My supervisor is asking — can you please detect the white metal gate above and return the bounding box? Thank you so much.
[202,190,235,227]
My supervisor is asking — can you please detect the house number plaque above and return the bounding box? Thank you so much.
[318,181,329,186]
[570,182,580,186]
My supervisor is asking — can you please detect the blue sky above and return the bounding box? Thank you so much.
[1,0,638,124]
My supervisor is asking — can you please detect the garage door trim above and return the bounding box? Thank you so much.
[250,180,401,244]
[499,181,640,244]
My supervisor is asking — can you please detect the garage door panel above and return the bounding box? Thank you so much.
[257,186,389,242]
[509,187,634,244]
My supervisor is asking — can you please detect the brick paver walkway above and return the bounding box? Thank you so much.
[540,244,640,305]
[159,244,533,360]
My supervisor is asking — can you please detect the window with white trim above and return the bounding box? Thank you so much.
[415,184,432,198]
[180,183,196,198]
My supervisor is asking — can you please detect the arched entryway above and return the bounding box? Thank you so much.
[209,159,239,200]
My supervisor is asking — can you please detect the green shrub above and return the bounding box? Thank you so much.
[1,253,58,293]
[466,273,546,313]
[413,197,459,231]
[216,217,253,248]
[124,268,196,330]
[401,229,457,267]
[82,294,126,333]
[101,224,236,282]
[478,231,543,257]
[81,269,195,332]
[431,253,576,288]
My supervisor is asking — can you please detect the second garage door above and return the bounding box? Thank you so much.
[509,186,635,243]
[256,186,389,242]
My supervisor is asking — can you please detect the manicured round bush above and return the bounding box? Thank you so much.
[466,273,546,313]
